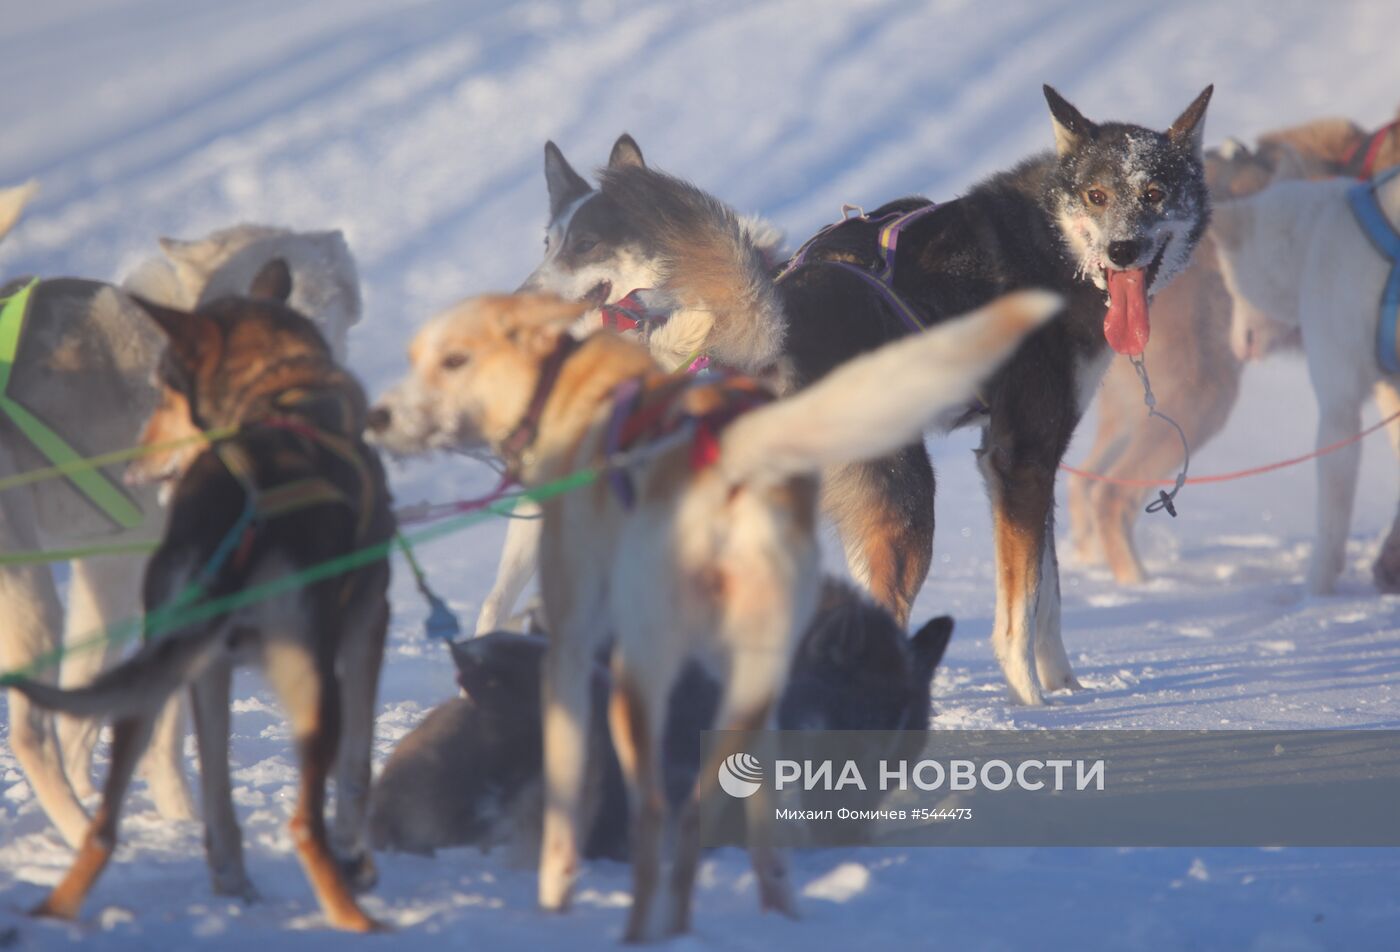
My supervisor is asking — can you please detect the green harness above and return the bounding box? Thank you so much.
[0,279,143,530]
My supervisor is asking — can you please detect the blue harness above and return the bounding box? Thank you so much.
[1347,169,1400,375]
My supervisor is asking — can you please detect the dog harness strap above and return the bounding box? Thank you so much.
[603,377,645,508]
[874,202,941,283]
[1347,176,1400,375]
[0,279,145,530]
[1344,120,1398,180]
[774,202,937,333]
[500,334,582,476]
[599,290,655,333]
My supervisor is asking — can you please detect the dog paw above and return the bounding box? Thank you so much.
[1372,546,1400,593]
[338,851,379,893]
[328,905,386,934]
[211,870,261,904]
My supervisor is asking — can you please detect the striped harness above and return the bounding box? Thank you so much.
[1348,169,1400,376]
[774,202,940,333]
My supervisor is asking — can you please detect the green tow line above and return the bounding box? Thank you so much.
[0,465,600,686]
[0,279,144,530]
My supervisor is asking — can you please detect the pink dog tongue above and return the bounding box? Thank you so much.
[1104,268,1149,356]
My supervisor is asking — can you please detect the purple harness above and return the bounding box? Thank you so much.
[775,202,940,332]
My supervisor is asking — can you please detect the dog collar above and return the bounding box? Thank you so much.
[500,333,582,476]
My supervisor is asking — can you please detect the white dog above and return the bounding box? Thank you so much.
[0,198,361,847]
[1213,170,1400,594]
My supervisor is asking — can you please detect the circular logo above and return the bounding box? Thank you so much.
[717,752,764,799]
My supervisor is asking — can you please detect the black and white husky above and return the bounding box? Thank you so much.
[451,136,788,633]
[506,86,1211,705]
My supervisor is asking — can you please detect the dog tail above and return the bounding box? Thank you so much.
[6,626,230,721]
[909,615,954,689]
[0,180,38,245]
[718,290,1060,486]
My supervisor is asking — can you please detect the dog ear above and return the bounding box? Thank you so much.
[1167,85,1213,158]
[544,141,592,218]
[248,258,293,303]
[1259,142,1310,183]
[908,615,954,686]
[1043,85,1098,156]
[129,296,221,371]
[0,179,38,244]
[607,133,645,170]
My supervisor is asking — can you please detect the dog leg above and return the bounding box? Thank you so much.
[1307,401,1363,595]
[1370,380,1400,592]
[979,441,1053,706]
[1068,430,1128,568]
[821,447,934,628]
[0,491,91,848]
[1034,514,1080,691]
[331,597,388,891]
[476,508,542,634]
[264,636,378,933]
[537,592,605,913]
[32,712,154,920]
[705,651,797,924]
[142,695,196,820]
[190,660,256,901]
[57,555,142,799]
[608,666,667,943]
[1095,422,1190,586]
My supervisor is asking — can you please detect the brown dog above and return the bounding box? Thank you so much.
[368,289,1052,940]
[7,262,394,932]
[1068,114,1400,583]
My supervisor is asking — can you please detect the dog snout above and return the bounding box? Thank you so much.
[1107,240,1142,268]
[366,405,392,432]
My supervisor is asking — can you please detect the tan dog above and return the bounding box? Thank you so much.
[8,271,393,931]
[1067,115,1397,583]
[368,289,1054,940]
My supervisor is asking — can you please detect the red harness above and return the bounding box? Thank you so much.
[1342,120,1399,180]
[602,372,772,508]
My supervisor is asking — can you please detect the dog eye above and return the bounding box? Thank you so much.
[572,235,597,254]
[441,353,470,371]
[1143,185,1166,204]
[1085,188,1108,207]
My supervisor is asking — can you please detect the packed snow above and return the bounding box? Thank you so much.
[1,0,1399,947]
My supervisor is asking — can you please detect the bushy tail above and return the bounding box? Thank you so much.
[7,626,228,721]
[718,290,1060,485]
[0,180,38,245]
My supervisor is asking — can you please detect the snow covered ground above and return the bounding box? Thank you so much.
[2,0,1400,947]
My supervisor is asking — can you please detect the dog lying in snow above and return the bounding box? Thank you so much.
[0,185,362,849]
[8,267,394,931]
[1070,114,1400,585]
[1212,169,1400,595]
[367,289,1050,939]
[369,581,953,859]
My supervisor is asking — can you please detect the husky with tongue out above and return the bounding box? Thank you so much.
[777,84,1212,705]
